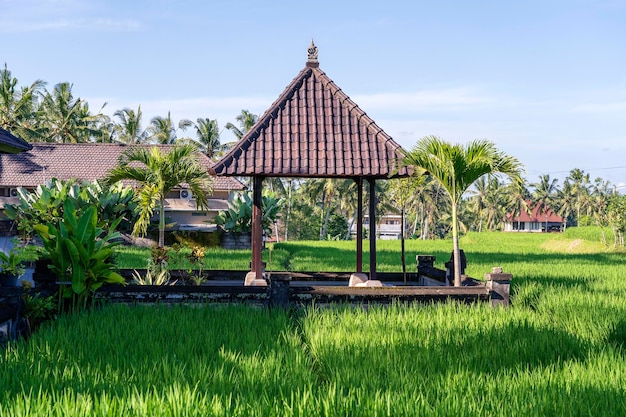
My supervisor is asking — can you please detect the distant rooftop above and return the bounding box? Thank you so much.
[0,143,243,191]
[507,201,564,223]
[0,127,33,154]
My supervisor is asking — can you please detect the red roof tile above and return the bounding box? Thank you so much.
[507,201,563,223]
[213,44,410,179]
[0,143,243,191]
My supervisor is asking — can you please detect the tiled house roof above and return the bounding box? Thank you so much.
[0,143,243,191]
[0,127,32,154]
[213,45,410,179]
[507,201,563,223]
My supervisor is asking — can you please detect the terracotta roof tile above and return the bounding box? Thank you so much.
[0,143,243,191]
[213,55,410,179]
[507,201,563,223]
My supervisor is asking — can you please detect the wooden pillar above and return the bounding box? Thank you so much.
[368,178,377,281]
[356,178,363,273]
[252,175,264,280]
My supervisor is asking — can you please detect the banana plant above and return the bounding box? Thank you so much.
[5,178,138,241]
[214,191,283,234]
[34,199,125,306]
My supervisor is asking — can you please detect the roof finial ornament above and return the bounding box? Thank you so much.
[306,39,319,67]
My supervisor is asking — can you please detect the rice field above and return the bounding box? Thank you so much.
[2,230,626,416]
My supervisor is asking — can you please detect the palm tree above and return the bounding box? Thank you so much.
[567,168,591,224]
[415,176,446,239]
[531,174,559,213]
[556,180,575,230]
[105,144,213,247]
[503,181,530,231]
[402,135,524,286]
[467,176,491,232]
[148,112,192,144]
[483,178,510,231]
[588,177,615,232]
[0,64,45,141]
[225,109,258,140]
[39,82,100,143]
[190,118,228,160]
[301,178,339,239]
[113,106,148,144]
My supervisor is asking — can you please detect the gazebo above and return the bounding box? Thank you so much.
[213,42,411,285]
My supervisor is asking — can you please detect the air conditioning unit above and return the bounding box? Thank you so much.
[179,189,191,200]
[9,188,19,197]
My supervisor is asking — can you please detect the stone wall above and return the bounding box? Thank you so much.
[220,232,252,250]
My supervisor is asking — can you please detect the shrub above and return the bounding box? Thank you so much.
[34,200,125,309]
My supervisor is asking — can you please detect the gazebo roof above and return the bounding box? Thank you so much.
[213,42,410,179]
[0,127,33,154]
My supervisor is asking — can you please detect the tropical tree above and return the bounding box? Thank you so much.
[113,106,149,144]
[503,181,530,232]
[531,174,559,212]
[301,178,339,239]
[335,180,359,240]
[0,64,45,141]
[466,176,509,232]
[566,168,591,224]
[554,179,575,229]
[39,82,102,143]
[414,176,447,239]
[148,112,192,144]
[105,144,213,247]
[388,177,418,281]
[588,177,614,227]
[607,194,626,246]
[190,117,228,160]
[225,109,258,140]
[402,135,524,286]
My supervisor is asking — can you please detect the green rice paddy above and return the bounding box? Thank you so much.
[2,230,625,416]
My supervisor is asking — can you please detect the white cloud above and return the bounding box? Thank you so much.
[352,88,495,113]
[572,101,626,113]
[0,18,141,33]
[0,0,142,32]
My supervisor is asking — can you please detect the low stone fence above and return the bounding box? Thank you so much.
[94,269,510,308]
[94,284,267,305]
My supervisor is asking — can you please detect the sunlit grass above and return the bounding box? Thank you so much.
[9,229,622,415]
[3,299,626,415]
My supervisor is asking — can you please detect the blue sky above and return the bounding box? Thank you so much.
[2,0,626,189]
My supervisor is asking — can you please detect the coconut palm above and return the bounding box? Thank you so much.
[39,82,100,143]
[113,106,149,144]
[0,64,45,141]
[402,135,524,286]
[414,176,446,239]
[466,176,492,232]
[503,181,530,231]
[555,180,574,230]
[530,174,559,225]
[301,178,339,239]
[566,168,591,224]
[586,177,616,231]
[190,117,228,160]
[105,144,213,247]
[148,112,192,144]
[225,109,258,140]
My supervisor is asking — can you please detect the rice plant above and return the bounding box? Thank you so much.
[4,231,626,416]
